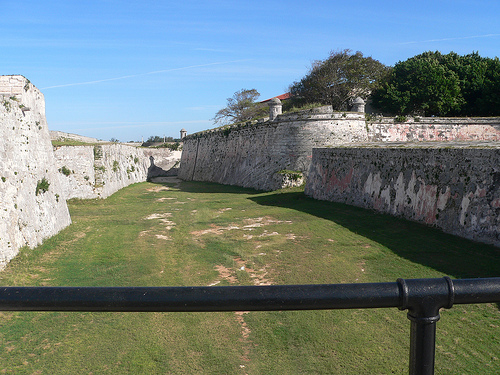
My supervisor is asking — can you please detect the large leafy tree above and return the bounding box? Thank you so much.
[475,56,500,116]
[289,49,389,110]
[212,89,267,125]
[371,52,463,116]
[372,51,500,116]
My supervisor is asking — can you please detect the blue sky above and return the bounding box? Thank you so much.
[2,0,499,141]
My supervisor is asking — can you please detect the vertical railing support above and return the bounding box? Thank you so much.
[408,314,439,375]
[398,277,455,375]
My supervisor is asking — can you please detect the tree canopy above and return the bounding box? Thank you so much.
[213,51,499,122]
[371,51,500,116]
[212,89,267,125]
[289,49,389,110]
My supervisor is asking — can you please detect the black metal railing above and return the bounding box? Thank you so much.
[1,277,499,374]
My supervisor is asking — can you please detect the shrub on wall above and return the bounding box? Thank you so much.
[35,178,50,196]
[58,166,71,176]
[277,170,303,181]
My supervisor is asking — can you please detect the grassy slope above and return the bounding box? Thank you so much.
[0,180,498,374]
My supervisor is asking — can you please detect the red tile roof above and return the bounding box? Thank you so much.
[260,93,292,103]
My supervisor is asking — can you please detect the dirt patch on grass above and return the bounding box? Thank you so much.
[146,186,170,192]
[208,257,273,287]
[155,234,171,241]
[144,213,172,220]
[235,310,252,367]
[208,265,238,285]
[191,216,292,238]
[235,257,273,286]
[242,216,292,228]
[243,230,279,240]
[191,224,241,236]
[207,257,269,371]
[143,212,176,230]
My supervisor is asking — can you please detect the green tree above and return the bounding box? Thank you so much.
[475,56,500,116]
[372,52,463,116]
[212,89,267,125]
[372,51,500,116]
[442,52,488,115]
[289,49,389,110]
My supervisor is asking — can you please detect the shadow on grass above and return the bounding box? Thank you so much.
[249,191,500,279]
[156,179,264,195]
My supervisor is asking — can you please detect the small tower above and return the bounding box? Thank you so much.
[351,97,365,113]
[180,128,187,140]
[268,97,282,121]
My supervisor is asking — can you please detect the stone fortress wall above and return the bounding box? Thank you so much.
[179,108,368,191]
[179,99,500,246]
[305,143,500,246]
[367,117,500,142]
[53,145,181,199]
[0,76,180,267]
[308,117,500,246]
[0,75,72,268]
[179,103,500,190]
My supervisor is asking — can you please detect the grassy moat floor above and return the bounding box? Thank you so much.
[0,179,499,374]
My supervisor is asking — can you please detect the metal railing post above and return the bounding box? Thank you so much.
[408,316,438,375]
[398,277,455,375]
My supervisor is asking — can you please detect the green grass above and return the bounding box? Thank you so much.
[0,181,498,374]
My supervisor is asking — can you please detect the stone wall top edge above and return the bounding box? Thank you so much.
[0,76,42,100]
[371,117,500,125]
[0,75,29,84]
[183,113,365,140]
[314,140,500,150]
[53,144,95,150]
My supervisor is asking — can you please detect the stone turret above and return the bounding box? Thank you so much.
[268,97,282,121]
[180,128,187,139]
[351,97,365,113]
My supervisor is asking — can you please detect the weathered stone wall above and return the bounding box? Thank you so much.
[179,108,367,191]
[50,130,104,144]
[53,145,181,199]
[305,143,500,246]
[0,75,181,268]
[0,76,72,268]
[179,110,500,192]
[367,117,500,142]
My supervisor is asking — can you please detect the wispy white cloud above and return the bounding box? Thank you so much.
[41,60,251,89]
[399,34,500,45]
